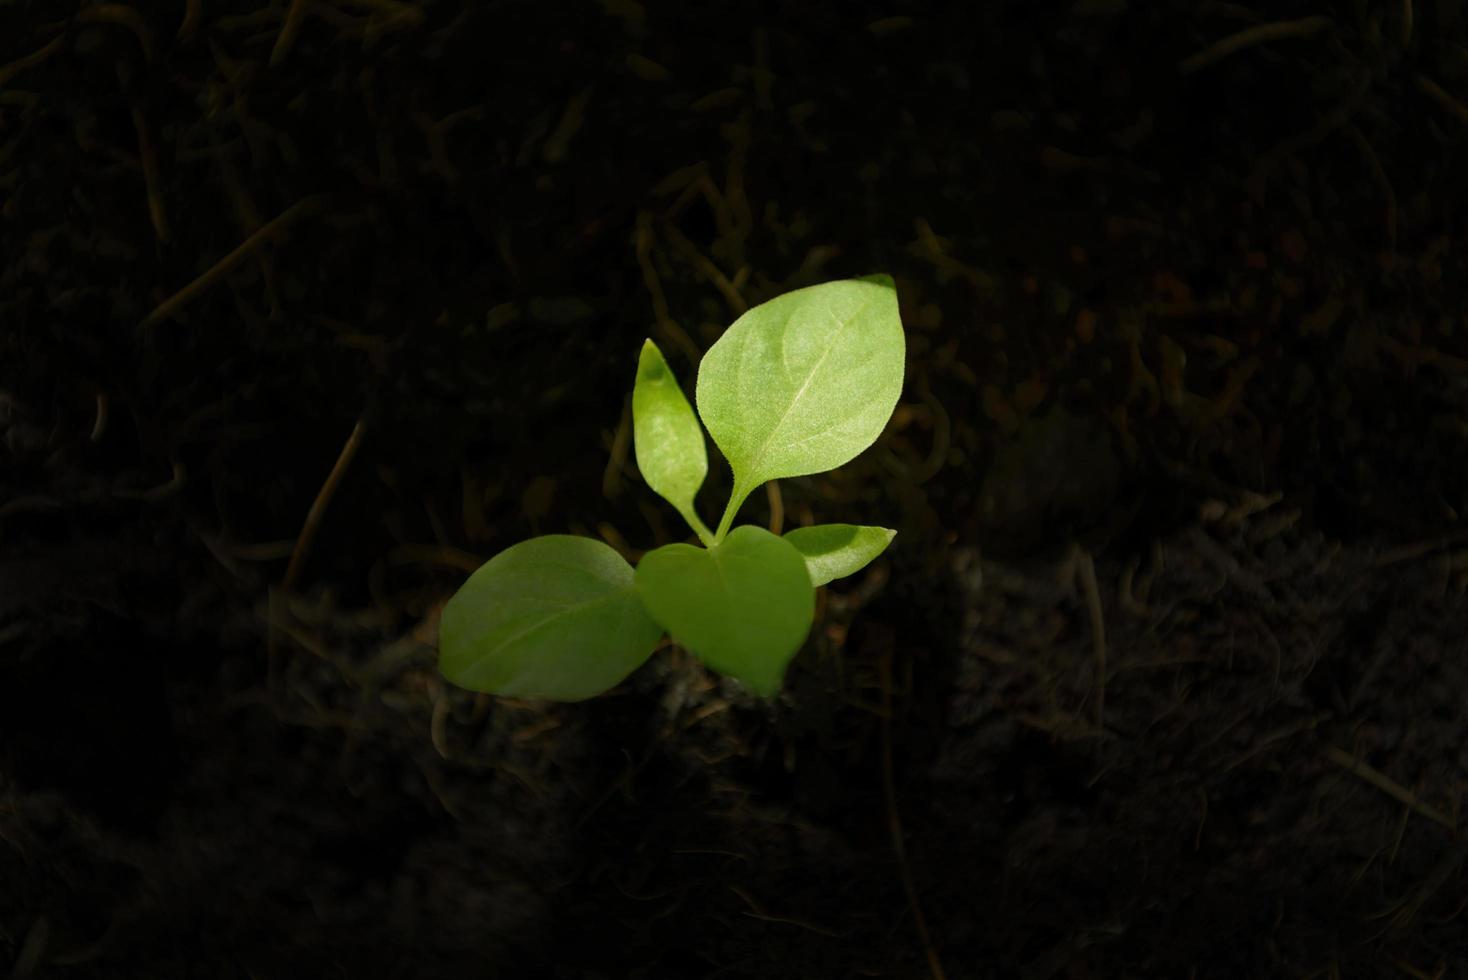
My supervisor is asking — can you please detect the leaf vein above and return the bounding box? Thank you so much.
[745,293,879,475]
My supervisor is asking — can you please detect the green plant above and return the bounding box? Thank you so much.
[438,276,905,700]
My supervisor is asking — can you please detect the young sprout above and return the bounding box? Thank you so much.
[438,276,905,700]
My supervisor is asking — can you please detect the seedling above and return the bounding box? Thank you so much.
[438,276,905,700]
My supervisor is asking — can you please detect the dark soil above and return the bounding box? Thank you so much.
[3,2,1467,977]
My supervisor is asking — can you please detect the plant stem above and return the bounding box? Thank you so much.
[713,481,752,544]
[686,509,716,548]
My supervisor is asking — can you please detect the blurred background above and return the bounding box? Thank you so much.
[2,1,1467,976]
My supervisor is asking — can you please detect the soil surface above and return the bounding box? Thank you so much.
[3,2,1468,978]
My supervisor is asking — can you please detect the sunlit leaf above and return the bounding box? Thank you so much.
[632,339,710,541]
[439,536,663,701]
[696,276,905,524]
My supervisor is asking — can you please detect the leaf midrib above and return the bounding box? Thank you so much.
[491,589,628,659]
[741,293,879,478]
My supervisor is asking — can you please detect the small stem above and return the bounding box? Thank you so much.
[713,480,753,543]
[686,509,716,548]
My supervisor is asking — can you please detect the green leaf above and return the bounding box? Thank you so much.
[784,524,896,587]
[696,277,905,534]
[439,535,664,701]
[634,525,814,696]
[632,339,712,543]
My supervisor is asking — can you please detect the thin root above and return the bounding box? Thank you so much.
[271,0,310,66]
[1346,124,1396,254]
[1416,74,1468,127]
[602,397,632,500]
[179,0,201,38]
[880,650,948,980]
[1076,547,1107,728]
[142,195,327,327]
[633,212,702,364]
[765,480,784,535]
[0,33,65,88]
[76,4,155,63]
[89,391,108,442]
[1324,746,1454,830]
[1179,16,1333,74]
[430,680,451,760]
[662,221,747,316]
[728,885,847,938]
[130,100,170,243]
[282,415,368,593]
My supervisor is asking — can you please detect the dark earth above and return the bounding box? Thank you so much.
[3,1,1468,977]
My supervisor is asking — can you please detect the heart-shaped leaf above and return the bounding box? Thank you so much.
[632,339,711,542]
[439,535,663,701]
[634,525,814,696]
[784,524,896,587]
[696,276,905,526]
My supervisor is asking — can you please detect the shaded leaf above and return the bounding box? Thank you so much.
[439,536,663,701]
[634,526,814,696]
[784,523,896,586]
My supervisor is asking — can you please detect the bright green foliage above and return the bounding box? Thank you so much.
[438,536,663,701]
[632,340,713,545]
[439,276,905,701]
[635,526,814,696]
[784,524,896,587]
[696,275,905,536]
